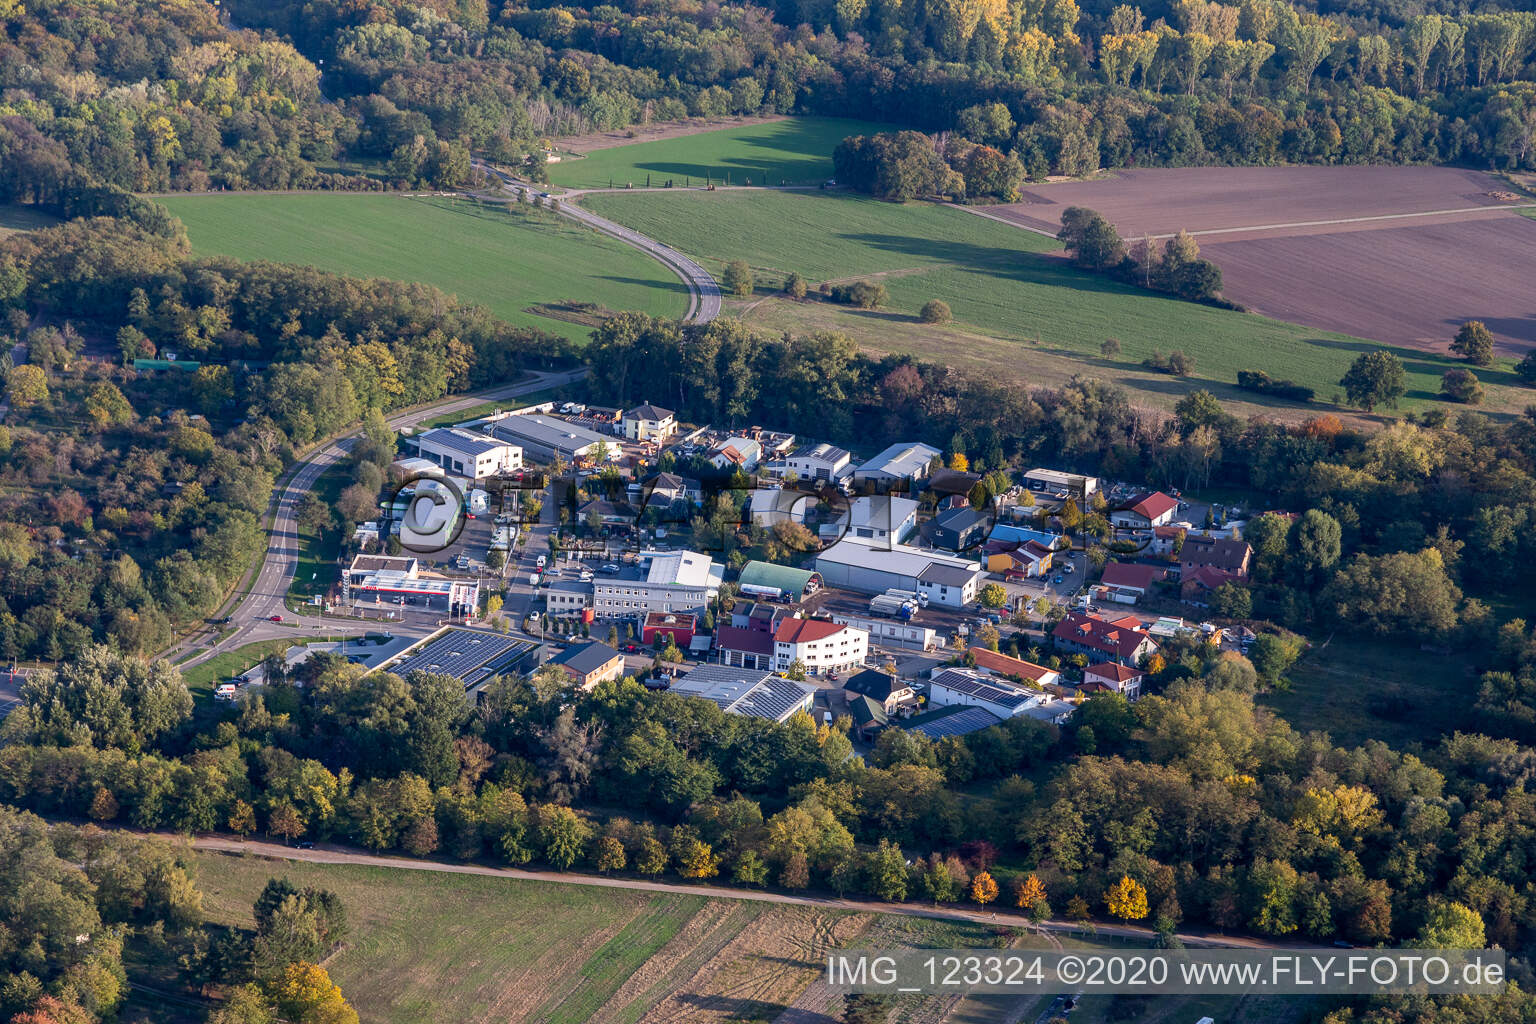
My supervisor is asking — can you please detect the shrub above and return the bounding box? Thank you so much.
[830,281,887,309]
[783,272,807,299]
[1236,369,1314,402]
[1441,368,1484,404]
[919,299,951,323]
[723,260,753,297]
[1143,349,1195,376]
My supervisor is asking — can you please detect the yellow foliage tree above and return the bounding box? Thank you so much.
[949,451,970,472]
[1014,873,1047,909]
[272,963,359,1024]
[970,871,999,905]
[1105,875,1149,921]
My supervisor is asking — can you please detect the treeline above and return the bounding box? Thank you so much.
[834,131,1026,202]
[0,804,363,1024]
[12,634,1536,957]
[5,0,1536,216]
[0,218,576,660]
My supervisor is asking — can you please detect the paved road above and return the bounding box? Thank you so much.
[167,370,585,669]
[184,833,1306,952]
[471,160,721,323]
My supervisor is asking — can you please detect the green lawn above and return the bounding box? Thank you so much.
[180,638,342,695]
[159,194,688,342]
[583,189,1528,415]
[287,464,348,605]
[546,117,890,190]
[0,203,58,238]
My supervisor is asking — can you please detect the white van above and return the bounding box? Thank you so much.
[215,683,238,701]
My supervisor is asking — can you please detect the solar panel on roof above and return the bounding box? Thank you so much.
[386,628,536,690]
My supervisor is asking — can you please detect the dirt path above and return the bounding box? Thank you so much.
[186,834,1301,952]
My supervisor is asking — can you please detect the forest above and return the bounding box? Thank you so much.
[0,217,575,660]
[2,0,1535,218]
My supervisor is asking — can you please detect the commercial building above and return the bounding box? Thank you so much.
[902,704,1005,740]
[968,648,1060,687]
[820,609,941,651]
[412,428,522,479]
[853,442,941,487]
[592,549,724,617]
[773,617,867,675]
[346,557,478,616]
[786,442,852,483]
[671,665,816,724]
[928,668,1042,719]
[814,539,983,608]
[379,627,538,692]
[833,495,919,546]
[1022,468,1099,500]
[622,403,676,442]
[546,641,626,690]
[543,579,594,618]
[487,414,611,462]
[932,505,990,551]
[641,612,696,648]
[736,561,821,602]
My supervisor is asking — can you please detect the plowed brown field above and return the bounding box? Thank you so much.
[986,166,1536,354]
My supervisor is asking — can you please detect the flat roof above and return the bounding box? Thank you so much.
[817,538,977,579]
[417,427,518,459]
[488,414,609,452]
[1024,468,1096,484]
[856,441,941,478]
[644,550,722,588]
[382,628,537,689]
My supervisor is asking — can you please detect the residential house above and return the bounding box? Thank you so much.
[709,437,762,471]
[787,442,852,483]
[852,442,942,487]
[986,540,1054,579]
[1180,535,1253,580]
[1083,661,1145,701]
[917,561,984,608]
[928,468,982,498]
[1181,566,1244,607]
[1111,492,1180,530]
[932,505,990,551]
[1052,611,1159,666]
[928,668,1042,719]
[622,403,676,442]
[577,499,638,530]
[546,641,625,690]
[842,668,918,713]
[1149,525,1187,556]
[849,695,891,741]
[635,473,702,515]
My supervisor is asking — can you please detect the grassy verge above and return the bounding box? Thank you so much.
[585,190,1532,418]
[286,463,348,605]
[546,116,891,190]
[181,638,344,695]
[158,194,688,342]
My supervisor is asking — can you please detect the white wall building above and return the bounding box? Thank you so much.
[413,428,522,479]
[786,442,852,483]
[592,549,724,617]
[772,618,868,674]
[815,539,984,608]
[622,403,676,442]
[853,442,942,486]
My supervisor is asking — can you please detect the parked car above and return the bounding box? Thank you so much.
[269,615,283,622]
[599,563,621,573]
[1052,576,1065,585]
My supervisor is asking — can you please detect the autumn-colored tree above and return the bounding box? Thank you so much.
[5,365,48,409]
[635,836,668,875]
[271,963,359,1024]
[1014,874,1048,917]
[970,871,999,905]
[229,800,258,840]
[268,802,306,845]
[675,837,721,879]
[948,452,970,472]
[594,835,627,872]
[1105,876,1149,921]
[780,850,811,889]
[89,786,119,822]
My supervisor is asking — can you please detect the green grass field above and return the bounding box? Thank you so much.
[545,117,890,190]
[582,189,1528,417]
[0,203,58,238]
[159,194,688,342]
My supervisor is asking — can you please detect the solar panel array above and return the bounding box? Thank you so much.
[907,706,1004,740]
[931,670,1032,709]
[387,628,536,689]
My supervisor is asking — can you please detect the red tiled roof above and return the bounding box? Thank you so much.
[1086,661,1142,682]
[1100,563,1163,591]
[1052,612,1155,658]
[1131,491,1179,521]
[774,618,847,644]
[714,625,775,657]
[971,647,1055,683]
[1184,566,1240,591]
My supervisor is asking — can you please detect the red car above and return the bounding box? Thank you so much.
[269,615,284,622]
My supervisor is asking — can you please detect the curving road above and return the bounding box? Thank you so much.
[168,369,585,668]
[471,160,721,323]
